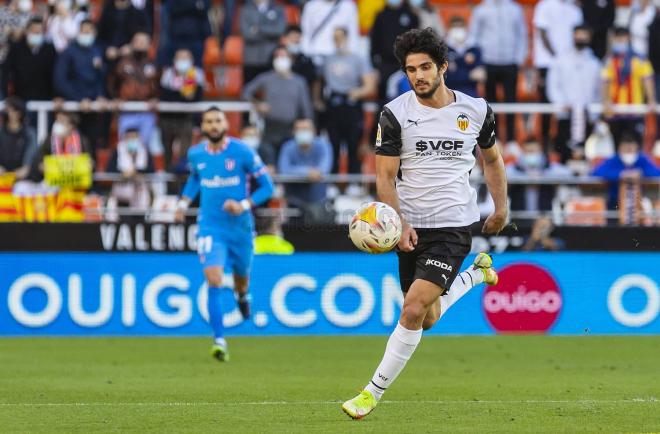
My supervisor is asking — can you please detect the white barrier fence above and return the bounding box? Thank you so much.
[0,100,657,144]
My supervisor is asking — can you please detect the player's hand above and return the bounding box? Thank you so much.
[223,199,244,216]
[174,208,185,222]
[398,221,417,252]
[482,209,508,235]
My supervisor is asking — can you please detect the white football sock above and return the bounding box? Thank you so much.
[439,268,483,318]
[364,323,423,401]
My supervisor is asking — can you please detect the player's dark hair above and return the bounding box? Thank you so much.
[613,26,629,37]
[394,27,448,70]
[203,106,223,118]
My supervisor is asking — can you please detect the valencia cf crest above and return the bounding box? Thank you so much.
[457,113,469,132]
[375,124,382,147]
[225,158,236,171]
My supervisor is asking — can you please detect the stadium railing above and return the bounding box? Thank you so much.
[1,100,658,222]
[0,100,657,143]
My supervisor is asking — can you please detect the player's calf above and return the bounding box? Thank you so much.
[422,299,440,330]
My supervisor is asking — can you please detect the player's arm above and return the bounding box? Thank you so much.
[374,108,417,252]
[478,104,508,234]
[224,152,274,215]
[175,154,201,222]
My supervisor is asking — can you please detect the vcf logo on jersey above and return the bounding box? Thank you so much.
[225,158,236,171]
[482,263,562,333]
[457,113,469,132]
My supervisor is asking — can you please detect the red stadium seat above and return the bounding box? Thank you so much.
[284,5,301,24]
[224,111,243,137]
[203,36,222,67]
[95,148,112,173]
[82,194,105,222]
[436,4,473,28]
[564,197,607,226]
[223,36,243,66]
[218,66,244,98]
[203,68,222,98]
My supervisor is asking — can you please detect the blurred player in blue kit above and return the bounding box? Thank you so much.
[175,107,274,361]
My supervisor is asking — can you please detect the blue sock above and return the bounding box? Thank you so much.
[207,286,224,340]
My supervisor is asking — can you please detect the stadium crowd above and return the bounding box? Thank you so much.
[0,0,659,223]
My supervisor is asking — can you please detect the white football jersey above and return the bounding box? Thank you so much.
[375,90,496,229]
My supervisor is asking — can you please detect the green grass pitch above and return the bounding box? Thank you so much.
[1,336,659,433]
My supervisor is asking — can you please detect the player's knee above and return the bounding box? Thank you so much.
[402,299,427,323]
[205,272,223,288]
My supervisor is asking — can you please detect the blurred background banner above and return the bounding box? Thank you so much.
[1,252,658,336]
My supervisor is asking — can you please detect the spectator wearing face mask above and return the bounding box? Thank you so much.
[97,0,150,63]
[601,27,657,144]
[54,20,106,153]
[159,48,205,168]
[282,25,317,88]
[315,27,376,174]
[242,46,314,150]
[533,0,584,147]
[3,18,58,102]
[240,124,276,173]
[300,0,360,65]
[370,0,418,109]
[470,0,528,144]
[409,0,444,37]
[591,133,660,209]
[108,31,159,151]
[581,0,615,60]
[47,0,84,52]
[240,0,286,85]
[507,138,572,212]
[277,118,333,207]
[445,16,485,98]
[31,111,89,181]
[107,127,156,208]
[547,25,602,163]
[0,97,37,183]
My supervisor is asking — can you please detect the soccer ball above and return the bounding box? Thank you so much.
[349,202,402,254]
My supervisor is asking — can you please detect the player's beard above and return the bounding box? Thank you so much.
[204,130,226,145]
[412,74,442,99]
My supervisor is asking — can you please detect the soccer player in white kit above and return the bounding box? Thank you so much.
[342,28,508,419]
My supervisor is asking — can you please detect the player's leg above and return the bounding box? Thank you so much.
[198,234,230,361]
[204,265,230,362]
[228,232,254,320]
[233,274,251,320]
[342,278,441,419]
[422,253,499,330]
